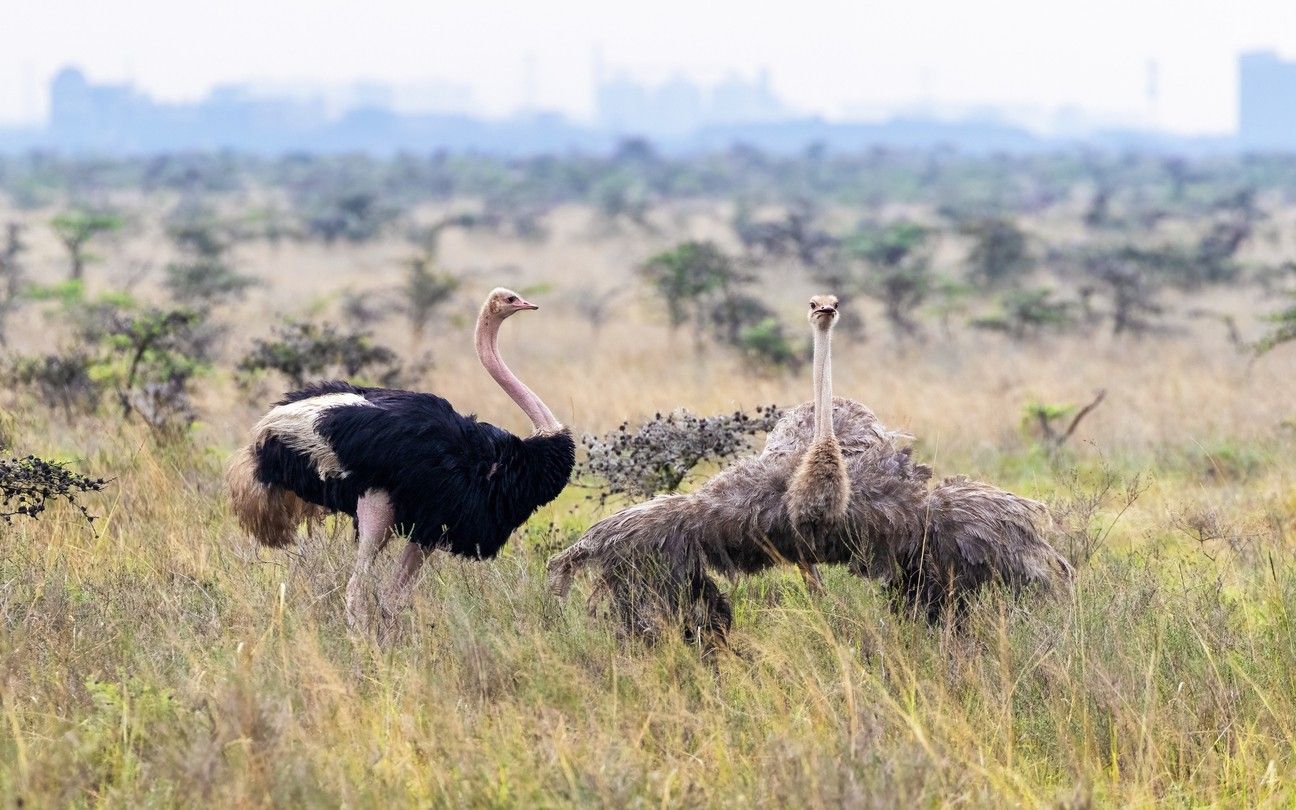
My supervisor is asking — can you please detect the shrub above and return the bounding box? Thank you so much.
[971,287,1075,340]
[91,306,209,435]
[238,321,402,389]
[736,317,802,371]
[962,217,1032,287]
[1255,267,1296,356]
[9,289,210,434]
[0,452,107,523]
[6,351,101,416]
[1020,390,1106,459]
[50,208,123,281]
[162,208,256,306]
[580,406,782,503]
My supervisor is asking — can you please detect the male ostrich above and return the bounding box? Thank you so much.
[227,288,575,628]
[548,294,1069,649]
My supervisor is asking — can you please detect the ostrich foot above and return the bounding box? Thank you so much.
[344,574,374,632]
[799,563,825,594]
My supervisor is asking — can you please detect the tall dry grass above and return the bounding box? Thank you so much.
[1,202,1295,805]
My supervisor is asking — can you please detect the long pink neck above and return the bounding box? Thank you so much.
[811,321,834,440]
[475,310,561,434]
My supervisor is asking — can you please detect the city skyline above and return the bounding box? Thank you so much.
[15,49,1293,156]
[3,0,1296,134]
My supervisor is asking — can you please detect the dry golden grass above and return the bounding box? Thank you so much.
[3,201,1296,806]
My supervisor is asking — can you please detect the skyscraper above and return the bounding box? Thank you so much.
[1238,51,1296,151]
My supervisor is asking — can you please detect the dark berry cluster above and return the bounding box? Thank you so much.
[1,453,107,523]
[580,405,782,504]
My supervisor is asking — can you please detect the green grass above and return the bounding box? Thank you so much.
[3,418,1296,807]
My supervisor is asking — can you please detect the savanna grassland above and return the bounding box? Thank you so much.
[3,151,1296,807]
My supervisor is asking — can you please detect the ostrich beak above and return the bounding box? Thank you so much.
[517,299,539,311]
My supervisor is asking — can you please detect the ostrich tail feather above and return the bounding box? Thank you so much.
[225,444,321,547]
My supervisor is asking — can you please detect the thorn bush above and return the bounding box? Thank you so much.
[237,320,402,389]
[0,452,107,523]
[580,405,782,503]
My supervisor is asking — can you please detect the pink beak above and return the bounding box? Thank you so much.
[517,299,539,311]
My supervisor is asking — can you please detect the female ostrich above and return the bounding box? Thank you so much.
[227,288,575,628]
[548,294,1070,648]
[547,294,931,647]
[785,294,851,589]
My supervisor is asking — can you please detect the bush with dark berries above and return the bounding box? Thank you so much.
[580,405,782,503]
[0,453,107,523]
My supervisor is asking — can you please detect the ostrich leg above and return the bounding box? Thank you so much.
[346,490,394,630]
[379,543,431,635]
[799,562,825,592]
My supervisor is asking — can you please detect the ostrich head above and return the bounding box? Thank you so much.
[482,287,539,321]
[808,294,839,328]
[475,286,562,433]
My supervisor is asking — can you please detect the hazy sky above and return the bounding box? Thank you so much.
[3,0,1295,133]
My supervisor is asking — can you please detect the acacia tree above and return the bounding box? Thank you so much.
[963,217,1032,287]
[407,213,481,261]
[1082,250,1164,336]
[849,221,934,340]
[1256,264,1296,356]
[300,191,397,244]
[733,199,838,270]
[163,209,256,306]
[0,223,26,345]
[640,241,798,369]
[401,255,460,348]
[640,241,740,346]
[971,287,1075,341]
[50,209,123,281]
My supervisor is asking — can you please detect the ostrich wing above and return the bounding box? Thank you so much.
[909,476,1072,598]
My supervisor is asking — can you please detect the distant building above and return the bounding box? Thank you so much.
[49,67,150,149]
[595,72,654,134]
[35,64,598,155]
[1239,51,1296,151]
[594,68,787,137]
[711,69,785,124]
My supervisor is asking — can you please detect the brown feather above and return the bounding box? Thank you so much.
[549,400,1071,646]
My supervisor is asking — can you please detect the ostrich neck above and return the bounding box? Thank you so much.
[811,323,834,440]
[475,314,561,434]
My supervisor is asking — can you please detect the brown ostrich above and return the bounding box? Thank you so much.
[785,294,851,590]
[547,294,1071,649]
[547,295,931,647]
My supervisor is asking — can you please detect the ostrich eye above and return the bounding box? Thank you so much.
[507,295,517,303]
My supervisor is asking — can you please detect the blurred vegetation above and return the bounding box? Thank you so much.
[50,207,123,281]
[1,146,1296,805]
[237,320,402,390]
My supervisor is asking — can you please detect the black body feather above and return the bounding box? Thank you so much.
[254,380,575,558]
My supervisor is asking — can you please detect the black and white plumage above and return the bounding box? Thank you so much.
[253,380,574,557]
[227,288,575,628]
